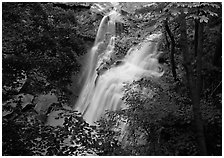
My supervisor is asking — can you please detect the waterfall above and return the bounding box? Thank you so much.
[74,9,164,125]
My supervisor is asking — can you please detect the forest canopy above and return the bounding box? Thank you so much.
[2,2,222,156]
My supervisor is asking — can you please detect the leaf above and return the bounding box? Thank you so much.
[210,3,220,8]
[201,2,220,9]
[204,9,218,17]
[199,15,209,23]
[187,14,199,20]
[171,10,180,16]
[183,8,188,14]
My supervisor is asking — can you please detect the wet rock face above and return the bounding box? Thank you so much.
[34,92,58,115]
[3,93,59,125]
[3,93,34,117]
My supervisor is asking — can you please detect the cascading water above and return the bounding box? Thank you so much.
[74,9,164,125]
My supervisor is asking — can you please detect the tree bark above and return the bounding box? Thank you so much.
[179,12,207,156]
[213,25,222,67]
[194,19,199,56]
[194,20,207,156]
[164,19,178,81]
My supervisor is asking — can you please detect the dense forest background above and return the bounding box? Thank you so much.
[2,2,222,156]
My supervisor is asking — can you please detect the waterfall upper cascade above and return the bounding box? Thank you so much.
[74,10,164,125]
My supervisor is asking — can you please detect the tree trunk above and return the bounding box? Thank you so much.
[194,20,207,155]
[194,19,199,56]
[179,12,207,156]
[213,25,222,67]
[164,19,178,81]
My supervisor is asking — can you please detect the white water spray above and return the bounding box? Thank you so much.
[74,9,164,125]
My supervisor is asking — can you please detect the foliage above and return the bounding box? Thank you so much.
[103,77,195,155]
[105,73,221,155]
[2,2,87,100]
[2,99,122,156]
[2,92,125,156]
[2,2,222,156]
